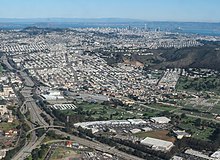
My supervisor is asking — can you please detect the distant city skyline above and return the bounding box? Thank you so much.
[0,0,220,22]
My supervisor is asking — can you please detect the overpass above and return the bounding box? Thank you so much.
[26,126,65,136]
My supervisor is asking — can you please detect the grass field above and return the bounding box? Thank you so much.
[148,104,177,112]
[178,117,214,141]
[192,127,214,141]
[143,109,161,118]
[134,130,176,143]
[60,102,142,120]
[211,103,220,114]
[51,147,81,160]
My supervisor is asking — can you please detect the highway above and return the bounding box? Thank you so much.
[20,86,50,126]
[54,129,144,160]
[26,126,65,136]
[1,55,14,70]
[19,70,35,87]
[4,54,144,160]
[11,66,51,159]
[12,114,38,160]
[13,86,50,159]
[12,132,46,160]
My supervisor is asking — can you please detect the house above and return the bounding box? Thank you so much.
[66,141,72,148]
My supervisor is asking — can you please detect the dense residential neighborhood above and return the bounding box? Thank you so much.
[0,26,220,160]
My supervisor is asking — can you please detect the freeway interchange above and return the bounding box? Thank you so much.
[1,55,143,160]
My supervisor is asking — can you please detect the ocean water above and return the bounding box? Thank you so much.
[1,21,220,37]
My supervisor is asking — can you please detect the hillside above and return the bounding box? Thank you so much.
[132,41,220,71]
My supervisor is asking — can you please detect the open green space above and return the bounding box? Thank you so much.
[178,117,214,141]
[178,109,214,119]
[59,102,143,121]
[0,119,19,132]
[175,97,220,117]
[211,103,220,114]
[148,103,177,112]
[51,147,81,160]
[192,127,214,141]
[142,109,161,118]
[176,76,220,94]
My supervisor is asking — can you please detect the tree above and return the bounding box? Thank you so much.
[181,113,186,119]
[31,148,39,160]
[195,118,202,127]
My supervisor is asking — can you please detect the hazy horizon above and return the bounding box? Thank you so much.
[0,17,220,24]
[0,0,220,23]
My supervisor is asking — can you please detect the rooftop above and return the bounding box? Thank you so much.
[141,137,174,151]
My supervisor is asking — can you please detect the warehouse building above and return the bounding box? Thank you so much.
[140,137,174,152]
[150,116,171,124]
[211,150,220,159]
[127,119,147,125]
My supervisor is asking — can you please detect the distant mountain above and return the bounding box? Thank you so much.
[0,18,143,23]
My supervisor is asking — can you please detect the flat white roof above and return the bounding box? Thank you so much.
[171,156,184,160]
[211,151,220,159]
[141,137,173,148]
[127,119,146,124]
[151,116,171,123]
[185,149,211,160]
[130,128,141,133]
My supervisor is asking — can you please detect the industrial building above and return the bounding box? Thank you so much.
[127,119,147,125]
[150,116,171,124]
[140,137,174,152]
[211,150,220,159]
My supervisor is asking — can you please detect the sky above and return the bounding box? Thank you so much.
[0,0,220,22]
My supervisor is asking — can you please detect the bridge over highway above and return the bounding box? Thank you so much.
[26,125,65,136]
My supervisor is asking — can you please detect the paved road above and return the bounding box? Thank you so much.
[26,126,65,136]
[21,89,48,126]
[1,55,14,70]
[12,120,38,160]
[12,133,46,160]
[54,129,144,160]
[19,71,35,87]
[12,68,51,159]
[7,55,143,160]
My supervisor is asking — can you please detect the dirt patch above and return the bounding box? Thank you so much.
[135,130,176,143]
[123,59,144,67]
